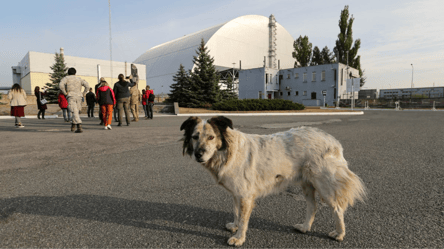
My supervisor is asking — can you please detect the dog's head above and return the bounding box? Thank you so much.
[180,116,233,163]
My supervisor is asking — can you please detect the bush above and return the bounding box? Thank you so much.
[212,99,305,111]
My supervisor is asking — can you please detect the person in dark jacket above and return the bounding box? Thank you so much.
[34,86,47,119]
[85,88,96,118]
[146,85,154,119]
[96,79,116,130]
[95,81,104,125]
[113,74,136,126]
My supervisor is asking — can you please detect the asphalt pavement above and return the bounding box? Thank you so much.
[0,111,443,248]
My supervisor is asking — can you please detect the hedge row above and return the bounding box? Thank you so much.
[212,99,305,111]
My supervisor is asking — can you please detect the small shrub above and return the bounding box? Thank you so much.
[212,99,305,111]
[203,102,212,109]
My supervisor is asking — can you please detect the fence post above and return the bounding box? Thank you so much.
[432,101,436,111]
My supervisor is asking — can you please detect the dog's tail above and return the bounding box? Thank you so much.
[332,163,367,210]
[314,158,367,210]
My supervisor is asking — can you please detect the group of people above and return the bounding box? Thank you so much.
[8,67,154,132]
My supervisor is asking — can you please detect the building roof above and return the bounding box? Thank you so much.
[134,15,295,93]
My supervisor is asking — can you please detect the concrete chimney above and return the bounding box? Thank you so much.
[60,47,64,56]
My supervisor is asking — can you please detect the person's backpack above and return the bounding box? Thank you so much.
[148,92,155,102]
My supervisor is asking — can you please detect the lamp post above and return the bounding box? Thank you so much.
[411,64,414,100]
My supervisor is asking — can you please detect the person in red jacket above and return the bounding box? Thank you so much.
[96,78,116,130]
[146,85,154,119]
[58,91,71,122]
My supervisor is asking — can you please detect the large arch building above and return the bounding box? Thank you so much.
[134,15,295,94]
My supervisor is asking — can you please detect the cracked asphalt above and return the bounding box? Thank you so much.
[0,111,443,248]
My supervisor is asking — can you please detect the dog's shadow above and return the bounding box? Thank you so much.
[0,194,330,244]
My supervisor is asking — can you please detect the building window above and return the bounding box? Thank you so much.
[287,74,291,79]
[303,91,307,96]
[303,73,307,82]
[312,72,316,82]
[295,91,299,96]
[259,91,262,99]
[311,92,317,99]
[295,73,299,79]
[321,71,325,81]
[280,92,283,96]
[265,74,268,83]
[287,91,291,96]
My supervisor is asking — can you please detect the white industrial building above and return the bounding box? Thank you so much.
[134,14,295,94]
[239,63,360,106]
[11,48,147,94]
[379,87,444,99]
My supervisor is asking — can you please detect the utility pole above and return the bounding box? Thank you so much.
[108,0,113,82]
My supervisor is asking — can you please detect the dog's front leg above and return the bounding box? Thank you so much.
[227,197,254,247]
[226,195,240,233]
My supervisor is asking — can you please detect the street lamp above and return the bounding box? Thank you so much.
[411,64,414,100]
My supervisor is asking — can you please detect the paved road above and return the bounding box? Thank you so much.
[0,111,443,248]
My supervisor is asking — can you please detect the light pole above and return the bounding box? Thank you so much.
[411,64,414,100]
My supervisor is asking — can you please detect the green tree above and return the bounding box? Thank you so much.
[45,52,68,103]
[321,46,336,64]
[169,64,193,107]
[220,74,238,100]
[189,39,221,107]
[333,5,366,86]
[292,35,312,67]
[310,46,322,66]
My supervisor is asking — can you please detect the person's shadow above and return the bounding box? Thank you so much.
[0,194,329,245]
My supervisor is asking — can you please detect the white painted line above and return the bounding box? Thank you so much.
[176,112,364,117]
[0,115,59,119]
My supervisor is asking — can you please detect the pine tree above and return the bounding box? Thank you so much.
[333,5,366,86]
[169,64,193,107]
[45,52,68,103]
[292,35,312,67]
[189,39,221,107]
[221,75,238,100]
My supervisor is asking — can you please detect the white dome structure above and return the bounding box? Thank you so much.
[134,15,295,94]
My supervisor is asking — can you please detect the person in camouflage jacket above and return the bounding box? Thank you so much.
[59,67,89,133]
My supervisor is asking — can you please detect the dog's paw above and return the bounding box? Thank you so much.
[226,222,238,233]
[228,236,245,247]
[294,224,309,233]
[328,231,345,241]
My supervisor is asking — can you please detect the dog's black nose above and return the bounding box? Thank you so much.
[195,152,202,159]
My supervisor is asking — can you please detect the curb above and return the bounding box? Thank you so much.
[175,112,364,117]
[0,115,59,119]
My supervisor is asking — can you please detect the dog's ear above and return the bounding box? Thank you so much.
[180,116,201,156]
[208,116,233,150]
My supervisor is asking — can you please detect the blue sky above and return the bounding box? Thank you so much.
[1,0,443,90]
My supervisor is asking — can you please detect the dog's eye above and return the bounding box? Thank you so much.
[208,136,214,140]
[192,135,199,140]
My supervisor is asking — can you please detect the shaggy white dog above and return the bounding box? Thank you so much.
[180,116,366,247]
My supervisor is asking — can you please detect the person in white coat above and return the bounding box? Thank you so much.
[8,84,27,128]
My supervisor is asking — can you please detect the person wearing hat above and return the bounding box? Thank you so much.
[96,78,116,130]
[59,67,89,133]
